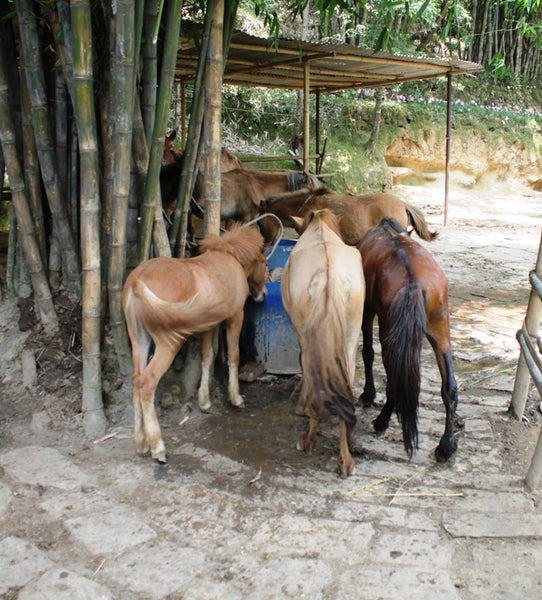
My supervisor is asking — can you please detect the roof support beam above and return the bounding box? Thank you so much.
[303,60,310,172]
[444,72,452,226]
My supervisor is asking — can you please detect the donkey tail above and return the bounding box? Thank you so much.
[405,204,438,241]
[382,283,426,457]
[300,308,357,430]
[302,355,357,429]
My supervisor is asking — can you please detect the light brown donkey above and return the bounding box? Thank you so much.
[122,224,268,463]
[262,187,437,246]
[281,209,365,477]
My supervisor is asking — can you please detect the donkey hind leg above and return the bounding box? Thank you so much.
[198,330,215,412]
[131,332,152,457]
[297,404,319,453]
[138,342,181,463]
[433,347,459,462]
[337,418,355,478]
[373,379,395,433]
[225,311,246,408]
[360,312,377,406]
[373,326,395,433]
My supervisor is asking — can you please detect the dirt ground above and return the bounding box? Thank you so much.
[1,169,542,598]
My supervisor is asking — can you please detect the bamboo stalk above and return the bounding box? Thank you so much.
[108,0,137,376]
[141,0,160,146]
[20,74,46,266]
[6,207,17,297]
[138,0,182,262]
[171,0,238,257]
[71,0,107,438]
[44,0,74,102]
[100,72,115,318]
[169,6,214,254]
[48,234,61,292]
[202,0,225,238]
[132,93,170,258]
[15,0,81,299]
[17,235,32,297]
[55,70,70,236]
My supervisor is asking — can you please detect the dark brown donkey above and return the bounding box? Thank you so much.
[358,218,458,462]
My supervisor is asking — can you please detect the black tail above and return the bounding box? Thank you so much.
[382,282,426,457]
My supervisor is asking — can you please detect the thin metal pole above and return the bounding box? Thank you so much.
[526,431,542,490]
[444,72,452,226]
[510,230,542,420]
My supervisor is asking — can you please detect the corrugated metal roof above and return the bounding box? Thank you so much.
[176,23,483,92]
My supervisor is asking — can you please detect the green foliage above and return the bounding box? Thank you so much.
[487,54,509,82]
[222,86,299,142]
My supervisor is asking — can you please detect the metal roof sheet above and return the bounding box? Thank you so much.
[176,24,483,92]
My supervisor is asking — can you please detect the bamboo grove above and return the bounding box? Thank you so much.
[0,0,238,438]
[0,0,541,440]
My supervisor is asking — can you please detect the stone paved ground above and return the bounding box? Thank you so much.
[1,173,542,599]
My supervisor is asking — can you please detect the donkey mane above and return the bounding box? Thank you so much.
[199,224,263,268]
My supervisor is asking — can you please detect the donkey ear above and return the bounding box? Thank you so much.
[289,215,304,235]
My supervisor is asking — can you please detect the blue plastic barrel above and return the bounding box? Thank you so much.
[266,238,296,271]
[242,239,301,374]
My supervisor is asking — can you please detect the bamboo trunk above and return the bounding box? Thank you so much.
[168,5,214,254]
[15,0,81,298]
[108,0,137,376]
[141,0,161,145]
[138,0,182,262]
[202,0,224,238]
[55,70,71,236]
[6,208,17,297]
[44,0,74,102]
[0,53,59,333]
[71,0,107,438]
[20,75,47,266]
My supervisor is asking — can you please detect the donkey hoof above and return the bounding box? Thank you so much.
[152,450,167,463]
[134,442,150,457]
[435,438,457,463]
[373,417,389,433]
[230,396,245,409]
[359,392,376,407]
[198,400,212,413]
[337,457,355,478]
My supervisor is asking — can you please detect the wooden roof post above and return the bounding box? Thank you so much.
[303,59,310,172]
[444,72,452,226]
